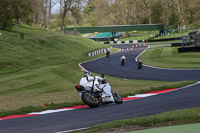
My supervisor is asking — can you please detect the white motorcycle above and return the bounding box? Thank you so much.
[75,72,123,108]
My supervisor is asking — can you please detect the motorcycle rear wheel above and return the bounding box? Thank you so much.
[106,54,110,58]
[81,92,99,108]
[137,63,142,69]
[112,91,123,104]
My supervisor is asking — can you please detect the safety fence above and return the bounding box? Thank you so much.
[0,30,64,44]
[100,40,146,44]
[88,47,112,57]
[178,46,200,53]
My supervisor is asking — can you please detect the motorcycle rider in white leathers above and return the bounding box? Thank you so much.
[137,57,142,63]
[80,71,114,102]
[120,55,126,62]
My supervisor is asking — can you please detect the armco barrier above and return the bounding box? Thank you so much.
[100,37,183,44]
[171,42,193,47]
[100,37,182,44]
[100,40,139,44]
[88,47,112,57]
[178,46,200,53]
[148,37,182,42]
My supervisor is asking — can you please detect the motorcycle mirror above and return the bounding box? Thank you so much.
[101,74,104,78]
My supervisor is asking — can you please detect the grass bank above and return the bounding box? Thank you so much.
[0,25,108,114]
[139,47,200,69]
[74,107,200,133]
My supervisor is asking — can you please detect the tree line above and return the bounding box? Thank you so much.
[1,0,200,31]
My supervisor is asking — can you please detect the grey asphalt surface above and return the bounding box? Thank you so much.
[0,44,200,133]
[81,44,200,81]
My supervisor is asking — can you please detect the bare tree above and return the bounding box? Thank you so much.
[130,0,141,24]
[47,0,57,30]
[92,0,113,25]
[175,0,183,24]
[47,0,52,30]
[71,0,84,33]
[60,0,63,14]
[41,0,48,29]
[29,0,43,26]
[60,0,74,32]
[141,0,152,24]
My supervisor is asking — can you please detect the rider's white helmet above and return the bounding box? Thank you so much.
[84,71,92,77]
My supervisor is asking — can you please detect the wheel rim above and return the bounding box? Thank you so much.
[115,95,122,101]
[85,93,98,103]
[112,92,122,102]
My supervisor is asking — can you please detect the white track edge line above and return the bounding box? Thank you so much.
[79,44,146,72]
[177,81,200,90]
[127,81,200,99]
[54,82,200,133]
[128,94,157,98]
[55,127,91,133]
[153,81,200,96]
[135,45,199,71]
[135,45,150,62]
[28,108,74,115]
[79,50,119,72]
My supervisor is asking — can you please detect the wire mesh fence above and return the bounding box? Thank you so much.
[0,30,64,44]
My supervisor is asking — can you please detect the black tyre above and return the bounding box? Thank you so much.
[81,92,99,108]
[112,91,123,104]
[121,61,124,65]
[137,64,142,69]
[106,54,109,58]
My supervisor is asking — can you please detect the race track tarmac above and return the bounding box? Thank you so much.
[0,44,200,133]
[81,44,200,81]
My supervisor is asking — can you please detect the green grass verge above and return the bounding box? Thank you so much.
[118,27,199,42]
[73,107,200,133]
[119,31,158,41]
[155,28,200,40]
[139,47,200,69]
[147,44,171,48]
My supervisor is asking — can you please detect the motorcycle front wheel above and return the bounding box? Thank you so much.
[138,65,142,69]
[81,92,99,108]
[112,91,123,104]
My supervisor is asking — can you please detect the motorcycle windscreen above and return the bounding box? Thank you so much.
[99,83,114,102]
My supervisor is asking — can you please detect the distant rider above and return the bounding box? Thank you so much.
[106,49,110,58]
[137,57,143,69]
[137,58,142,63]
[120,55,126,62]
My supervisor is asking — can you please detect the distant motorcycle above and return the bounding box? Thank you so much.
[137,59,142,69]
[75,72,123,108]
[121,59,126,65]
[106,51,110,58]
[120,55,126,66]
